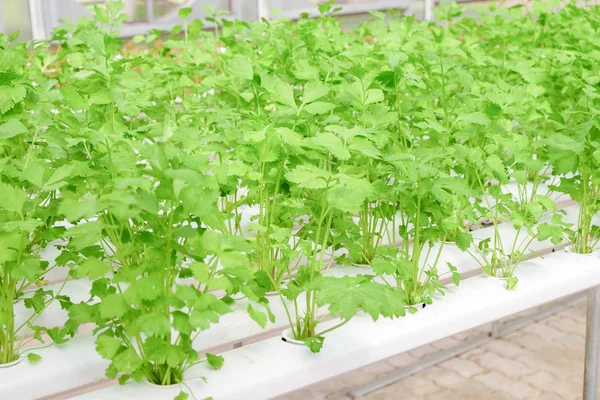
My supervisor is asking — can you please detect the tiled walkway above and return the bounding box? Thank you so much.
[279,299,592,400]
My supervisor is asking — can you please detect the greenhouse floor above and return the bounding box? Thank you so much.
[280,299,591,400]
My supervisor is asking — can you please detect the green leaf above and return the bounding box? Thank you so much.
[309,133,350,160]
[458,112,491,127]
[447,263,461,286]
[174,392,189,400]
[304,102,336,115]
[506,277,519,291]
[136,312,171,336]
[261,74,296,109]
[285,165,331,189]
[454,231,473,251]
[206,353,224,370]
[178,7,192,19]
[317,276,405,321]
[0,182,26,213]
[88,90,111,105]
[112,348,143,373]
[22,161,45,188]
[26,353,42,363]
[305,336,324,353]
[364,89,384,105]
[0,119,28,139]
[189,262,210,282]
[527,202,544,219]
[163,113,177,142]
[60,86,88,110]
[227,55,253,81]
[99,293,128,319]
[58,195,97,222]
[247,304,267,328]
[303,82,329,104]
[0,85,27,114]
[76,257,109,279]
[535,194,556,211]
[96,334,123,360]
[43,164,75,191]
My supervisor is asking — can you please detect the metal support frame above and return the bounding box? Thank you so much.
[0,1,4,34]
[333,292,588,400]
[256,0,269,20]
[584,286,600,400]
[423,0,433,20]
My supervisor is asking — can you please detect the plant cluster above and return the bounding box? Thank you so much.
[1,1,599,398]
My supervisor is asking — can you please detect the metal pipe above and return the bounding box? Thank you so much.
[423,0,434,21]
[490,321,501,338]
[500,294,585,335]
[256,0,269,21]
[584,286,600,400]
[334,332,491,400]
[336,293,586,399]
[145,0,154,22]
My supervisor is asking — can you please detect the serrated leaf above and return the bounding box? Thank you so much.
[99,293,128,319]
[304,102,335,114]
[0,85,27,114]
[364,88,384,105]
[227,55,253,80]
[0,119,28,139]
[261,74,296,109]
[247,304,267,328]
[174,392,189,400]
[136,312,171,336]
[26,353,42,363]
[285,165,331,189]
[454,231,473,251]
[76,257,109,279]
[206,353,224,370]
[178,7,192,19]
[303,82,329,104]
[458,112,491,127]
[309,132,350,160]
[43,164,75,191]
[96,334,123,360]
[0,181,26,213]
[305,336,324,353]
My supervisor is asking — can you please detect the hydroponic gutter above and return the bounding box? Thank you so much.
[3,205,594,399]
[72,250,600,400]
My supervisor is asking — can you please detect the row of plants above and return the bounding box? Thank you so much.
[1,1,599,398]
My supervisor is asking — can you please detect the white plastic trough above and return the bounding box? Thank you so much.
[2,204,590,400]
[71,250,600,400]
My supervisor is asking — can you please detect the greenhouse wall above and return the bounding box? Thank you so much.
[0,0,431,40]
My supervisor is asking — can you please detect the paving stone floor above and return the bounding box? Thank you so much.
[278,299,593,400]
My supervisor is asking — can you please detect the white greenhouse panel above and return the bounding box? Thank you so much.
[26,0,258,39]
[266,0,413,20]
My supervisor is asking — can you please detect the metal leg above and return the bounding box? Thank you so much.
[584,286,600,400]
[331,294,586,400]
[490,321,501,338]
[423,0,434,21]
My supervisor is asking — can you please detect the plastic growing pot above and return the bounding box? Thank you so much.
[486,269,512,281]
[565,245,600,257]
[478,217,494,226]
[281,328,305,346]
[404,303,426,310]
[143,379,181,391]
[0,357,23,368]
